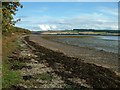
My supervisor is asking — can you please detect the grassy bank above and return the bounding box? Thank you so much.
[2,26,31,88]
[2,34,22,88]
[0,32,2,89]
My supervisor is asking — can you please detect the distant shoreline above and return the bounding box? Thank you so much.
[32,29,119,36]
[39,33,119,36]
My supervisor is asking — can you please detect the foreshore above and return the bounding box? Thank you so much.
[22,35,120,89]
[29,35,119,74]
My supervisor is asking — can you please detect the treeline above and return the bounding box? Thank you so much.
[73,29,119,33]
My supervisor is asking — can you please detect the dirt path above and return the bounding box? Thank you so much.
[29,35,119,74]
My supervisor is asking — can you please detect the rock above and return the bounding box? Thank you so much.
[31,59,38,63]
[23,75,32,81]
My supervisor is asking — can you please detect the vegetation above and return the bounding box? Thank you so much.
[2,2,30,88]
[2,2,23,34]
[73,29,119,33]
[2,35,22,88]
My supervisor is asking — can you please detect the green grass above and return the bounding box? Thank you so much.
[2,66,22,88]
[9,59,26,71]
[11,61,26,68]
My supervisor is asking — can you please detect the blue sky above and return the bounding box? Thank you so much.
[15,2,118,31]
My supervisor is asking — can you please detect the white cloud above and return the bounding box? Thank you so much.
[16,13,118,30]
[38,24,57,31]
[49,13,118,30]
[16,8,118,31]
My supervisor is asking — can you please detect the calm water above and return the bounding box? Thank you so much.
[52,35,119,53]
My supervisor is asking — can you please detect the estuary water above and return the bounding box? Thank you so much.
[52,35,119,53]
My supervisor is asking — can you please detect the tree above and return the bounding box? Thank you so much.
[2,2,23,34]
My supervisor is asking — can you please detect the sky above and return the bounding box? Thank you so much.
[15,2,118,31]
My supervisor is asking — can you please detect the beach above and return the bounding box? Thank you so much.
[20,35,120,89]
[28,35,119,74]
[2,2,120,89]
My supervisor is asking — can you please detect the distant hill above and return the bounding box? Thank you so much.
[32,29,119,36]
[73,29,119,33]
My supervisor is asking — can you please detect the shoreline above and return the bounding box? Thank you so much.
[23,35,120,89]
[40,34,120,36]
[29,35,119,74]
[41,35,118,54]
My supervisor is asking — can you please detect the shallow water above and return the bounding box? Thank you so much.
[52,35,119,53]
[95,36,119,41]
